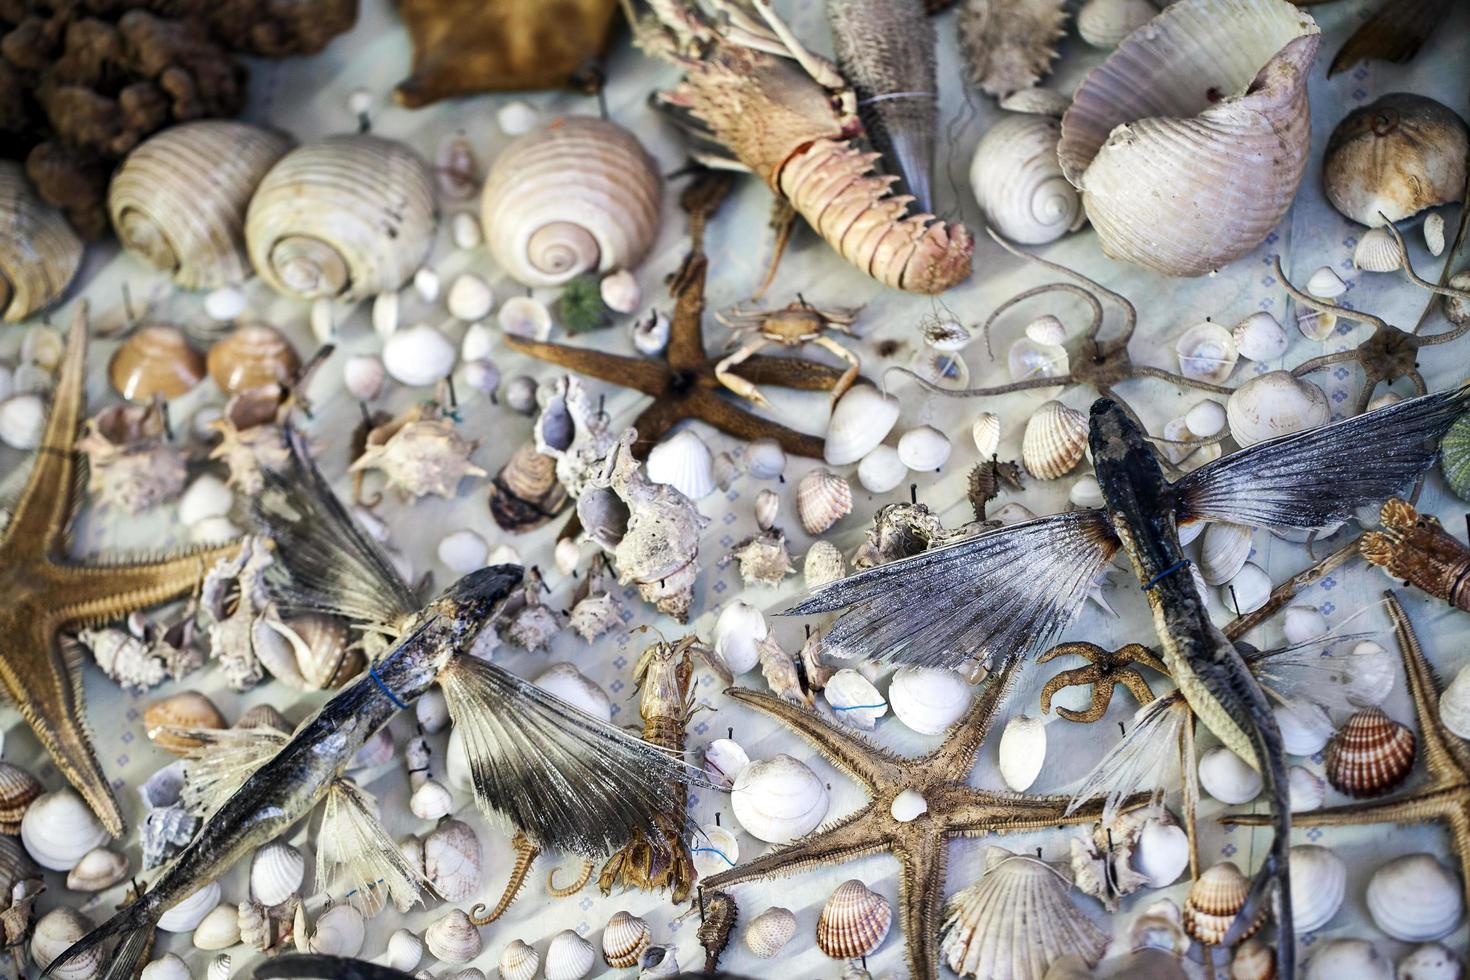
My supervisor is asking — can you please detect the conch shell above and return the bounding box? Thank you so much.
[1,161,82,322]
[1058,0,1321,276]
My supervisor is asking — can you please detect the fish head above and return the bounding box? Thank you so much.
[423,564,525,661]
[1088,397,1173,515]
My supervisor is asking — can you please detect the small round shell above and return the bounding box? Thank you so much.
[1184,861,1261,945]
[1288,765,1327,812]
[731,753,830,844]
[141,953,192,980]
[65,846,128,892]
[250,840,304,907]
[499,939,540,980]
[968,114,1083,245]
[158,880,222,932]
[703,738,751,791]
[796,468,853,535]
[971,412,1001,457]
[544,929,596,980]
[1396,943,1460,980]
[823,668,887,730]
[602,910,651,968]
[1325,706,1416,798]
[386,929,423,972]
[997,714,1046,791]
[817,879,891,959]
[193,902,243,951]
[896,425,952,471]
[1022,400,1088,479]
[144,691,227,755]
[21,787,110,871]
[1077,0,1158,48]
[1233,311,1289,362]
[857,445,908,494]
[109,325,207,402]
[1366,853,1463,942]
[0,161,83,322]
[382,324,456,387]
[1425,212,1447,256]
[804,540,848,590]
[1289,844,1346,933]
[745,906,798,958]
[1175,321,1238,384]
[890,667,972,736]
[425,908,482,964]
[1226,372,1329,446]
[824,385,901,466]
[1199,521,1253,586]
[308,903,365,957]
[1198,746,1262,805]
[1306,266,1347,299]
[1352,226,1405,273]
[206,324,300,396]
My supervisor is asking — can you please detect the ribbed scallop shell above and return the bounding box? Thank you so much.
[1058,0,1321,276]
[1352,226,1406,273]
[481,117,661,287]
[796,468,853,535]
[745,906,798,958]
[499,939,540,980]
[31,908,99,978]
[939,847,1107,979]
[602,910,651,968]
[969,114,1084,245]
[1184,861,1261,945]
[545,929,596,980]
[1077,0,1158,48]
[0,161,83,322]
[1325,706,1416,798]
[0,761,42,834]
[249,840,304,907]
[1199,522,1253,585]
[111,122,293,289]
[247,135,437,301]
[1022,401,1088,479]
[817,879,892,960]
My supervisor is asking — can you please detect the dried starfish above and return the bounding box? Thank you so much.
[1037,641,1167,724]
[1225,590,1470,917]
[504,171,851,459]
[704,658,1139,980]
[0,306,236,835]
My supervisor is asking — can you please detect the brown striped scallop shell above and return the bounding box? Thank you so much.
[1324,706,1416,798]
[1184,861,1262,945]
[601,910,651,968]
[0,762,42,834]
[816,879,891,960]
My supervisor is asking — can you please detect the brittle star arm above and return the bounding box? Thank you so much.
[988,228,1139,345]
[979,283,1104,358]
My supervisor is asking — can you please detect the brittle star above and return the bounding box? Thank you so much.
[1036,641,1169,724]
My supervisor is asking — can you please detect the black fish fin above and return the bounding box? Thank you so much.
[42,898,156,980]
[1174,384,1470,530]
[786,510,1120,669]
[437,654,702,857]
[253,954,419,980]
[251,427,419,630]
[316,778,427,915]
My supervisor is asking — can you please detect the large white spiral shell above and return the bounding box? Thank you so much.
[1058,0,1320,276]
[247,135,438,301]
[0,162,83,322]
[969,114,1085,245]
[480,117,661,288]
[110,121,294,290]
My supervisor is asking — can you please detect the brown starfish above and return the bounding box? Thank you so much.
[0,305,237,836]
[1225,590,1470,916]
[503,171,851,459]
[704,658,1141,980]
[1037,641,1168,724]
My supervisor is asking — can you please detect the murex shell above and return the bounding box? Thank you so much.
[1324,706,1416,798]
[1,161,83,322]
[1057,0,1321,276]
[247,135,437,301]
[111,121,294,289]
[481,117,661,287]
[817,879,892,960]
[969,114,1085,245]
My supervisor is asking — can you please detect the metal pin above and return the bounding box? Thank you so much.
[1228,585,1241,617]
[160,401,175,442]
[728,727,733,740]
[121,282,136,325]
[910,483,918,505]
[714,812,720,827]
[697,886,705,922]
[359,401,372,427]
[1118,721,1126,737]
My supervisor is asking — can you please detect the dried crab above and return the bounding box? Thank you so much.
[715,298,862,407]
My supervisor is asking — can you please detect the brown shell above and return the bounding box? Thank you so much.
[143,691,227,755]
[601,910,651,969]
[288,615,364,689]
[207,323,301,396]
[235,704,291,733]
[488,440,570,532]
[1184,861,1261,946]
[796,468,853,536]
[0,762,42,834]
[816,879,891,959]
[1324,706,1416,798]
[108,325,207,402]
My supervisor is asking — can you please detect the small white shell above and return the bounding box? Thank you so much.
[497,295,552,341]
[0,394,46,450]
[889,667,972,736]
[413,267,440,303]
[1077,0,1157,48]
[141,953,193,980]
[1439,663,1470,739]
[1288,765,1327,811]
[1221,562,1271,615]
[372,291,399,340]
[193,902,242,951]
[1353,227,1405,273]
[425,908,482,964]
[1298,308,1338,342]
[32,907,99,977]
[204,286,247,322]
[896,425,952,471]
[177,474,234,528]
[1022,400,1088,479]
[632,310,671,355]
[971,412,1001,457]
[1069,475,1103,509]
[1181,400,1227,439]
[534,663,612,722]
[1275,701,1334,757]
[857,446,907,493]
[891,788,928,822]
[383,324,456,386]
[386,929,424,971]
[1226,372,1329,447]
[600,270,641,314]
[1396,944,1461,980]
[1024,315,1068,347]
[1305,939,1393,980]
[1198,746,1262,804]
[452,212,483,250]
[437,529,488,573]
[498,938,540,980]
[250,840,304,907]
[713,601,767,677]
[703,738,751,791]
[447,274,494,321]
[424,818,482,903]
[308,903,365,957]
[1008,337,1069,383]
[1175,321,1238,384]
[409,779,454,821]
[1368,853,1464,942]
[646,429,716,499]
[731,753,830,844]
[1425,212,1447,256]
[1341,640,1396,708]
[1289,844,1346,933]
[755,488,780,531]
[343,355,386,401]
[824,385,901,466]
[968,115,1083,245]
[745,906,798,958]
[1307,266,1348,299]
[21,788,109,871]
[691,824,739,878]
[1233,311,1289,362]
[158,880,222,932]
[66,846,129,892]
[997,714,1046,791]
[497,101,539,136]
[1199,522,1253,586]
[823,668,887,730]
[1283,604,1328,645]
[544,929,596,980]
[744,438,787,480]
[1134,818,1189,888]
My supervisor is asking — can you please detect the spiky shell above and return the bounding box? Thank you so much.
[969,114,1083,245]
[424,818,482,902]
[350,417,487,500]
[1439,413,1470,502]
[76,403,187,514]
[1021,400,1087,479]
[726,529,796,587]
[602,910,651,968]
[745,906,798,959]
[0,161,82,322]
[1184,862,1261,945]
[958,0,1068,98]
[817,879,892,960]
[1324,706,1416,798]
[796,468,854,535]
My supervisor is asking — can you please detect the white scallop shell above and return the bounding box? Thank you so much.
[1288,765,1326,811]
[1077,0,1158,48]
[1440,664,1470,739]
[1425,213,1447,257]
[972,413,1002,457]
[825,385,901,466]
[1199,522,1253,586]
[1306,266,1348,299]
[1275,701,1334,757]
[140,953,192,980]
[193,902,242,951]
[425,908,482,964]
[897,426,952,471]
[691,824,739,878]
[158,880,222,933]
[1022,400,1088,479]
[823,668,887,730]
[889,667,973,736]
[544,928,596,980]
[32,907,99,977]
[1175,321,1239,384]
[1057,0,1320,276]
[1222,562,1272,615]
[1367,853,1464,942]
[1226,371,1329,446]
[1396,944,1460,980]
[481,118,661,287]
[713,601,767,677]
[703,738,751,791]
[1289,844,1346,933]
[534,663,612,722]
[997,714,1047,791]
[745,906,798,958]
[382,324,456,387]
[21,787,109,871]
[386,929,423,971]
[1198,746,1262,804]
[498,938,539,980]
[250,840,304,907]
[646,429,716,500]
[1353,227,1405,273]
[1233,311,1289,362]
[969,115,1084,245]
[247,135,436,301]
[857,445,907,494]
[1305,939,1393,980]
[0,161,83,322]
[731,753,830,844]
[437,529,488,574]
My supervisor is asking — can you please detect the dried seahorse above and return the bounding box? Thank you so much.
[1362,497,1470,611]
[625,0,973,294]
[468,832,539,925]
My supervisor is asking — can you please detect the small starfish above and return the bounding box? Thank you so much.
[0,305,237,836]
[504,171,852,459]
[704,658,1142,980]
[1225,590,1470,916]
[1037,641,1169,724]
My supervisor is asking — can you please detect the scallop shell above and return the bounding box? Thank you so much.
[1057,0,1320,276]
[145,690,227,755]
[969,114,1084,245]
[1353,227,1406,273]
[602,910,650,968]
[66,846,128,892]
[796,468,853,535]
[545,928,596,980]
[1324,706,1416,798]
[307,903,365,957]
[1185,861,1262,945]
[1077,0,1158,48]
[1198,746,1263,805]
[731,753,830,844]
[425,908,482,964]
[109,325,207,403]
[857,445,908,494]
[823,668,887,730]
[424,818,481,903]
[1289,844,1346,933]
[1288,765,1326,812]
[890,667,973,735]
[703,738,752,791]
[1233,311,1289,362]
[0,161,83,322]
[1424,213,1447,257]
[972,413,1002,457]
[499,939,539,980]
[247,135,437,301]
[817,879,891,960]
[745,906,798,959]
[1367,853,1463,942]
[21,788,110,871]
[159,880,223,932]
[193,902,242,951]
[250,840,304,907]
[997,714,1047,792]
[481,118,661,287]
[825,385,902,466]
[1396,943,1460,980]
[940,847,1107,977]
[111,122,293,289]
[207,324,300,396]
[1323,94,1469,226]
[1226,371,1329,446]
[1176,321,1239,384]
[1200,522,1253,585]
[646,429,716,500]
[0,761,41,834]
[32,907,100,977]
[1305,939,1393,980]
[237,704,291,733]
[897,425,952,471]
[1022,400,1088,479]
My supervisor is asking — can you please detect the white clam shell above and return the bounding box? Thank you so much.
[744,438,787,480]
[178,474,233,527]
[971,412,1001,457]
[891,788,929,822]
[857,445,908,493]
[437,529,488,573]
[1439,663,1470,739]
[425,908,482,964]
[1199,522,1253,586]
[192,515,242,547]
[308,903,365,957]
[999,88,1073,117]
[713,601,767,677]
[889,667,973,736]
[158,880,222,933]
[691,824,739,878]
[1198,746,1262,804]
[21,787,108,871]
[1283,603,1328,644]
[703,738,751,791]
[1175,321,1238,384]
[731,753,830,844]
[534,663,612,722]
[745,906,798,958]
[754,488,780,530]
[544,929,596,980]
[247,135,436,301]
[372,291,399,340]
[1233,311,1289,362]
[1275,701,1334,757]
[1057,0,1319,276]
[646,429,716,499]
[498,295,552,340]
[1077,0,1158,48]
[600,269,641,314]
[481,118,661,288]
[1221,562,1271,615]
[1396,944,1461,980]
[424,818,482,903]
[66,846,129,892]
[447,274,494,321]
[413,267,441,303]
[141,953,192,980]
[1069,475,1103,509]
[203,286,246,322]
[1306,265,1348,299]
[968,114,1084,245]
[1185,399,1228,438]
[997,715,1046,791]
[386,929,424,971]
[825,385,901,465]
[32,907,99,977]
[343,355,386,401]
[1367,853,1464,942]
[1353,227,1406,273]
[1008,337,1069,383]
[382,324,456,387]
[193,903,242,951]
[1226,371,1329,446]
[410,779,454,821]
[1288,765,1326,811]
[1134,818,1189,888]
[1425,213,1447,256]
[499,938,540,980]
[1289,844,1346,933]
[451,212,483,250]
[250,840,304,907]
[1022,400,1088,480]
[823,668,887,730]
[897,425,952,471]
[1,161,83,322]
[1305,939,1393,980]
[0,394,46,450]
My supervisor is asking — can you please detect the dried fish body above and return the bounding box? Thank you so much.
[959,0,1068,98]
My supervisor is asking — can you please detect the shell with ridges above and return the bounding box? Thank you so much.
[602,910,651,968]
[1353,226,1406,273]
[21,788,109,871]
[247,135,437,301]
[545,928,596,980]
[796,468,853,535]
[825,385,901,466]
[890,667,972,735]
[1022,400,1088,479]
[969,114,1084,245]
[1057,0,1320,276]
[1324,706,1415,798]
[1077,0,1158,48]
[0,161,83,322]
[250,840,304,907]
[1289,844,1345,933]
[972,412,1001,457]
[1323,94,1469,226]
[646,429,716,500]
[1184,861,1262,945]
[424,818,481,902]
[0,761,41,834]
[731,753,830,844]
[141,953,192,980]
[745,906,798,959]
[1200,522,1253,586]
[111,122,294,289]
[499,938,539,980]
[159,880,222,932]
[1226,371,1329,446]
[425,908,482,964]
[109,325,207,402]
[1439,413,1470,502]
[32,907,100,976]
[817,879,892,960]
[1366,853,1463,942]
[207,324,300,396]
[481,118,661,287]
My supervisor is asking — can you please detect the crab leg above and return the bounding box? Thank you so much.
[810,334,861,403]
[715,337,776,408]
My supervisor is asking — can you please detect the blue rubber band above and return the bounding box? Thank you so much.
[832,702,887,712]
[1141,558,1193,592]
[690,846,736,867]
[369,666,409,710]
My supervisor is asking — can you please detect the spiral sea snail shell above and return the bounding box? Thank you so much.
[0,161,83,322]
[969,114,1085,245]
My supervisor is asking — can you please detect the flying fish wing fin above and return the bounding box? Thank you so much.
[316,778,427,915]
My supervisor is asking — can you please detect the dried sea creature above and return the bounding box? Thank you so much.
[1362,497,1470,612]
[568,553,625,642]
[969,113,1083,245]
[957,0,1068,98]
[1038,642,1166,724]
[208,386,293,494]
[76,402,186,514]
[716,299,862,408]
[535,376,619,500]
[0,161,82,322]
[349,403,487,502]
[1323,94,1469,226]
[724,529,796,587]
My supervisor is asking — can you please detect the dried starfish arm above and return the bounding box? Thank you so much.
[736,354,851,390]
[52,552,232,616]
[722,686,904,788]
[502,337,670,395]
[706,803,890,883]
[979,282,1105,357]
[896,831,946,980]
